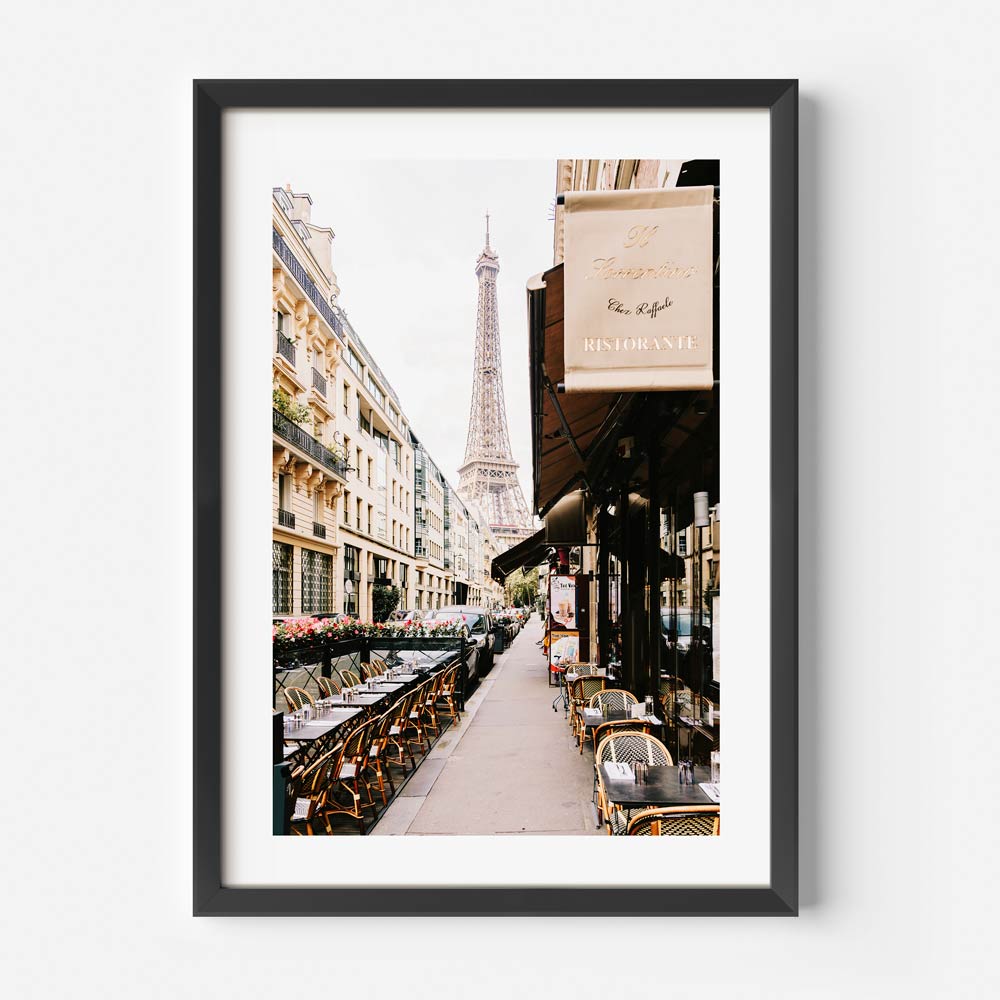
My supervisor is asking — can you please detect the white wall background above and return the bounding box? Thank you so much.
[2,2,996,997]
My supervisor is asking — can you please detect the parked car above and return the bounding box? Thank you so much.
[388,608,424,622]
[425,605,496,678]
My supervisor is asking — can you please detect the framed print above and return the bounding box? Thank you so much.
[194,79,798,916]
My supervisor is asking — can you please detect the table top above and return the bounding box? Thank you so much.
[566,670,608,682]
[324,693,385,706]
[283,707,361,741]
[582,709,663,730]
[365,681,405,692]
[600,763,715,808]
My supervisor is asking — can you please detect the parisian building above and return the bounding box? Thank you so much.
[272,185,415,620]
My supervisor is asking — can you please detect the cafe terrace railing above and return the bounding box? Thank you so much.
[273,634,471,712]
[272,408,349,480]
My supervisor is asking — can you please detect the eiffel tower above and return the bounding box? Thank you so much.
[457,214,534,550]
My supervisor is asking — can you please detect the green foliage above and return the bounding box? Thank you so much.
[272,385,311,424]
[504,567,540,607]
[372,584,401,623]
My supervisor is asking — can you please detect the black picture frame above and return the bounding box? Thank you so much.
[194,79,798,917]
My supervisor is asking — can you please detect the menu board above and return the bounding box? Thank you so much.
[549,575,577,629]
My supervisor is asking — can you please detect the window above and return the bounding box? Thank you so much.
[359,411,371,435]
[343,490,350,523]
[278,474,291,511]
[366,373,385,407]
[356,498,362,530]
[677,531,687,556]
[301,549,332,613]
[346,348,363,378]
[343,382,350,416]
[343,544,360,616]
[373,556,389,582]
[272,541,292,614]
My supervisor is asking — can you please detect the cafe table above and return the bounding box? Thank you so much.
[565,668,608,683]
[283,707,362,766]
[581,708,663,738]
[599,762,717,826]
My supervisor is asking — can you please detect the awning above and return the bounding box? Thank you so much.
[527,265,628,516]
[528,264,719,518]
[491,528,548,584]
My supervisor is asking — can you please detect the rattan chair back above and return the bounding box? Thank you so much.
[284,686,315,711]
[625,806,720,836]
[595,730,672,766]
[338,668,361,688]
[317,675,341,698]
[589,688,638,713]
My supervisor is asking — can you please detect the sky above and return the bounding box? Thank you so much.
[279,159,557,504]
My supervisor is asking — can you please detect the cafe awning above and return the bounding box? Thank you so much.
[528,264,718,518]
[491,528,548,584]
[527,265,630,516]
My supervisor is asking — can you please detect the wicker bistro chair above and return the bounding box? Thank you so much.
[284,686,315,712]
[625,806,720,837]
[317,675,342,699]
[288,751,337,836]
[384,691,417,774]
[590,688,639,714]
[419,668,447,738]
[364,710,397,806]
[578,687,638,753]
[436,663,462,723]
[321,718,379,834]
[571,663,602,676]
[590,718,656,757]
[361,658,388,680]
[405,678,435,757]
[594,730,672,832]
[337,668,362,689]
[569,676,607,745]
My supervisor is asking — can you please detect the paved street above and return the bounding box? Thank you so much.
[373,615,599,835]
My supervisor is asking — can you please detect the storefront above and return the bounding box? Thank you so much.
[523,175,721,765]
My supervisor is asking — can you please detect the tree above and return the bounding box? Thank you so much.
[504,567,539,607]
[371,583,400,623]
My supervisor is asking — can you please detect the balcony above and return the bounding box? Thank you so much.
[311,367,327,395]
[277,332,296,365]
[313,522,326,538]
[272,408,348,480]
[278,508,295,529]
[272,229,344,339]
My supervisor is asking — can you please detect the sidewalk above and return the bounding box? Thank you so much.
[372,616,599,835]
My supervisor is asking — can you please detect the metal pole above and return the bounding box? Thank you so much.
[647,426,661,704]
[597,503,610,668]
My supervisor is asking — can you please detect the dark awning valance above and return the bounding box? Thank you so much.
[491,528,548,583]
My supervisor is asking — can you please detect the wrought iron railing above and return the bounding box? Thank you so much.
[272,408,348,479]
[313,521,326,538]
[277,332,296,365]
[311,367,327,395]
[278,508,295,528]
[272,229,344,339]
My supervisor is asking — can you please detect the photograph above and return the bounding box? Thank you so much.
[269,157,721,838]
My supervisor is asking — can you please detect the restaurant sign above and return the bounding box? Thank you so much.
[562,186,714,392]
